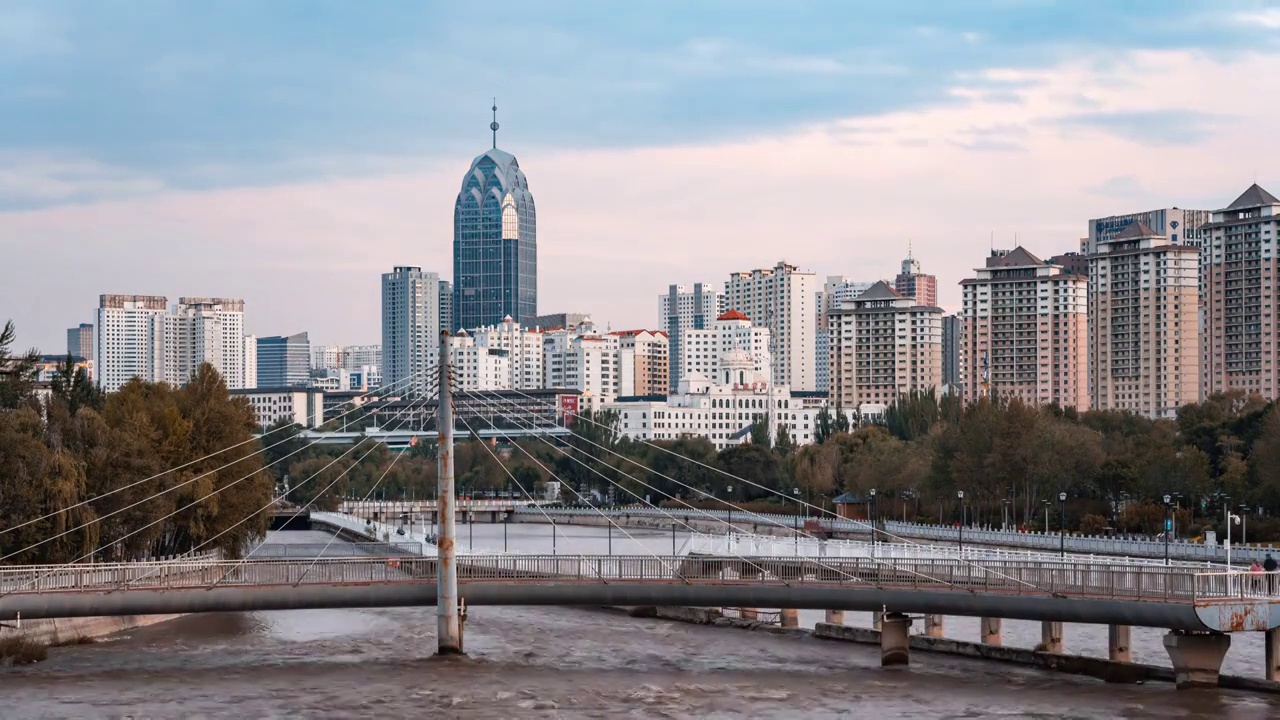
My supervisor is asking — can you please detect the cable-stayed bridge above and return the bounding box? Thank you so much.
[2,337,1278,690]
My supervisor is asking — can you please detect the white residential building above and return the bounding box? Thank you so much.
[312,345,342,372]
[681,310,771,385]
[381,266,445,397]
[160,297,247,389]
[229,388,326,429]
[660,283,725,391]
[448,330,514,391]
[243,335,257,389]
[543,319,619,410]
[342,345,381,372]
[464,316,545,389]
[725,261,817,391]
[95,294,167,392]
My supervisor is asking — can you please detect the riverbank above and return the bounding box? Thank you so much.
[605,605,1280,695]
[0,614,183,665]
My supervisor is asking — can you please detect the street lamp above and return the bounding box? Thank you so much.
[1058,492,1067,559]
[792,487,801,554]
[1227,512,1242,570]
[869,488,878,544]
[726,485,734,541]
[1163,494,1172,566]
[1240,504,1249,546]
[957,490,965,552]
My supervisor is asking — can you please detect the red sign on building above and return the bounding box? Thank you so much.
[558,394,580,423]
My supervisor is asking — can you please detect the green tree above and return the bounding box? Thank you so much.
[0,320,38,410]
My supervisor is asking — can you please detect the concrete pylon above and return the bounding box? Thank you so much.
[1267,629,1280,682]
[1039,621,1063,654]
[1108,625,1132,663]
[824,609,845,625]
[436,332,462,655]
[923,614,944,638]
[1163,631,1231,689]
[980,617,1002,646]
[780,608,799,628]
[880,613,911,666]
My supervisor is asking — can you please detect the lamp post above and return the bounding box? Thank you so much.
[792,487,801,554]
[957,490,965,551]
[726,485,734,541]
[1227,512,1241,571]
[1163,494,1172,566]
[1240,504,1249,546]
[1058,492,1067,559]
[1042,499,1051,534]
[869,488,878,544]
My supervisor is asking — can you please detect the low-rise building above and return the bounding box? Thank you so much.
[230,388,326,429]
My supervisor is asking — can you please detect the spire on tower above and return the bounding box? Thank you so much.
[490,99,499,149]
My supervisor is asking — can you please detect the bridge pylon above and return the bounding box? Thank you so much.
[437,331,463,655]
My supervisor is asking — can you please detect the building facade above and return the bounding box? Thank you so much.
[243,335,257,389]
[256,333,311,389]
[460,315,545,389]
[680,310,771,386]
[158,297,247,389]
[312,345,342,372]
[893,251,938,307]
[941,314,962,388]
[533,313,590,330]
[725,261,816,391]
[816,277,877,394]
[613,330,669,397]
[381,266,446,396]
[230,388,325,429]
[661,283,724,392]
[1088,222,1200,417]
[1086,208,1211,255]
[95,294,167,392]
[66,323,93,373]
[1200,184,1280,400]
[828,281,943,408]
[342,345,382,371]
[447,330,512,391]
[453,116,537,330]
[959,248,1088,409]
[542,319,618,410]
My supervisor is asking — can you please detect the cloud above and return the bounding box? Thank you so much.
[1233,9,1280,29]
[1052,109,1229,146]
[0,153,166,208]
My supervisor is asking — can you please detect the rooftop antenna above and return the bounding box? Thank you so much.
[490,99,499,149]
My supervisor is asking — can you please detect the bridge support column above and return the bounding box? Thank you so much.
[1163,631,1230,689]
[1266,628,1280,682]
[872,611,882,631]
[740,608,758,621]
[923,614,944,638]
[1039,621,1063,654]
[880,613,911,666]
[824,609,845,625]
[980,617,1002,646]
[1108,625,1132,663]
[780,608,799,629]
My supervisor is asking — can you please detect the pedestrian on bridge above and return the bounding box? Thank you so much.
[1265,553,1278,594]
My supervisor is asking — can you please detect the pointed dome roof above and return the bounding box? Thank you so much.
[717,309,750,322]
[1226,183,1280,210]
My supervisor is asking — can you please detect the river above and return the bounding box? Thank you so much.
[2,527,1278,719]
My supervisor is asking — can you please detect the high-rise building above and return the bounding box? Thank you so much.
[725,261,817,391]
[542,319,618,410]
[1086,208,1211,255]
[681,311,772,386]
[816,277,877,393]
[243,335,257,389]
[342,345,382,372]
[159,297,247,389]
[1200,184,1280,399]
[312,345,342,372]
[941,314,962,388]
[828,281,942,409]
[256,333,311,388]
[893,251,938,307]
[1088,222,1200,418]
[959,249,1088,409]
[613,330,669,397]
[533,312,590,330]
[95,294,167,392]
[1048,252,1089,277]
[661,283,724,392]
[66,323,93,368]
[453,106,537,330]
[459,316,544,390]
[381,266,445,396]
[439,280,453,333]
[447,330,513,391]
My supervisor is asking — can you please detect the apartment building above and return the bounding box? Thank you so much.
[828,281,942,408]
[660,283,724,391]
[94,294,167,392]
[542,319,619,410]
[613,330,669,397]
[725,261,816,391]
[680,310,772,387]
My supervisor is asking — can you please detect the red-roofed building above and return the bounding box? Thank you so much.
[680,309,772,385]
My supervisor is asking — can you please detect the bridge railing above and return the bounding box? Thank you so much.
[1193,571,1280,601]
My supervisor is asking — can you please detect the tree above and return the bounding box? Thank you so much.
[0,320,38,410]
[774,424,796,457]
[749,414,771,449]
[814,406,834,445]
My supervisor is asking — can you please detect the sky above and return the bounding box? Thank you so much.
[3,0,1280,351]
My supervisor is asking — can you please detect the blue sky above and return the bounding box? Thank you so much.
[2,0,1280,350]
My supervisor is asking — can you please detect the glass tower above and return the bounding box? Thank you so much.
[453,106,537,331]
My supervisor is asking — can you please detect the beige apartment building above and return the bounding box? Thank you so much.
[613,329,669,397]
[959,248,1088,409]
[828,281,942,409]
[1200,184,1280,400]
[1088,222,1200,418]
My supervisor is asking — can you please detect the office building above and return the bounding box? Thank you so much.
[1200,184,1280,399]
[1086,207,1211,255]
[724,261,816,391]
[613,330,669,397]
[941,314,962,388]
[828,281,943,409]
[66,323,93,373]
[1088,222,1200,417]
[661,283,724,392]
[256,333,311,388]
[893,251,938,307]
[453,106,537,329]
[959,249,1088,409]
[95,294,167,392]
[381,266,445,396]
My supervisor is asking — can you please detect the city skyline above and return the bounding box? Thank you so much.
[5,2,1280,352]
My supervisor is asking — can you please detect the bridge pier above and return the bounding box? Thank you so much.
[1266,628,1280,682]
[923,614,944,638]
[824,609,844,625]
[980,617,1002,646]
[871,611,882,631]
[1108,624,1132,664]
[740,608,758,621]
[780,608,799,629]
[1039,621,1063,654]
[1163,631,1230,689]
[880,613,911,666]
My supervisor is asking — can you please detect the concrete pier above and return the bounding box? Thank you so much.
[1039,621,1063,654]
[1108,625,1132,664]
[1266,628,1280,682]
[980,617,1002,646]
[1163,631,1231,689]
[824,609,845,625]
[923,614,944,638]
[880,613,911,666]
[872,611,882,631]
[780,608,799,628]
